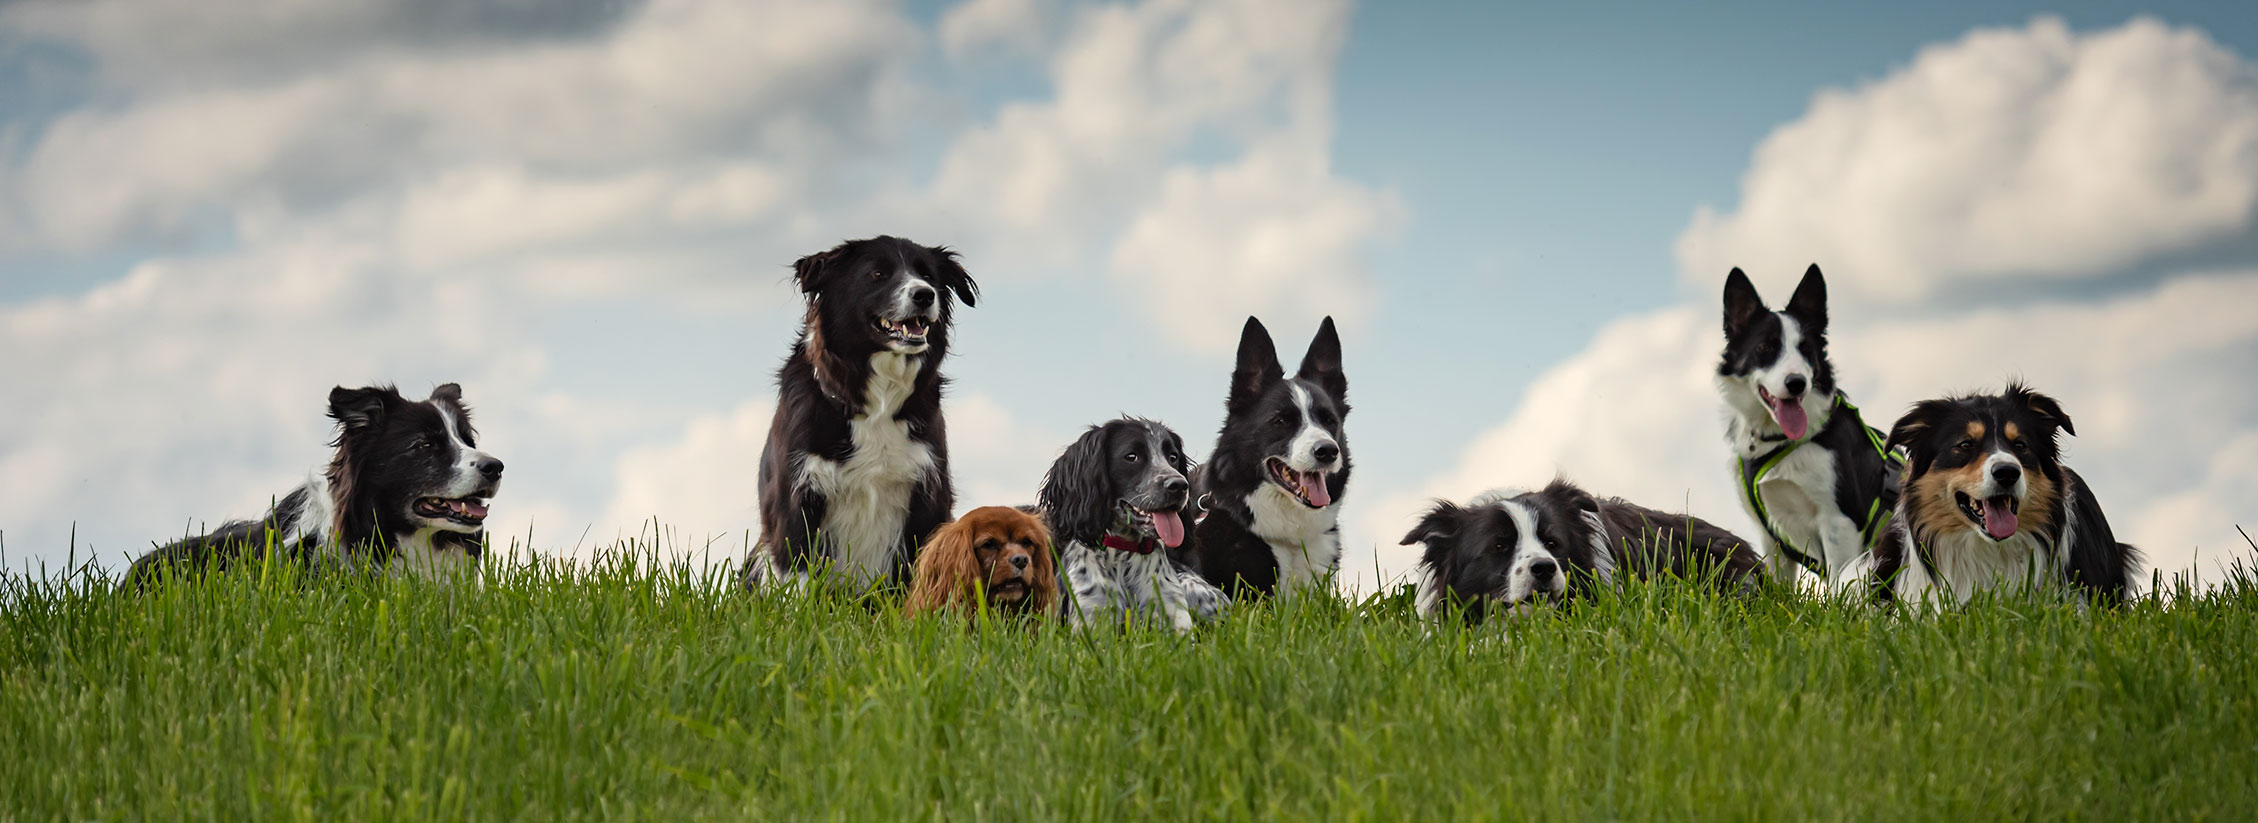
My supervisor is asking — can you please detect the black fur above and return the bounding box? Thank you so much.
[1404,478,1762,626]
[1192,317,1351,598]
[1870,384,2139,605]
[1720,265,1834,400]
[745,236,979,588]
[1038,418,1195,550]
[123,384,499,589]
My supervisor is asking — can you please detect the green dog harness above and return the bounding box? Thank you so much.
[1737,394,1904,577]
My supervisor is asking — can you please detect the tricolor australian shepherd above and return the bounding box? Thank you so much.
[742,236,979,591]
[1039,418,1227,631]
[1866,384,2140,606]
[122,384,503,588]
[1192,317,1350,600]
[1719,265,1902,586]
[1403,479,1763,625]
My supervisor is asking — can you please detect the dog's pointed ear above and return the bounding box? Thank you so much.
[929,245,979,308]
[1296,316,1347,403]
[792,249,837,296]
[2010,383,2076,438]
[428,383,463,404]
[328,385,400,432]
[1787,264,1827,334]
[1400,502,1464,547]
[1722,268,1767,338]
[1038,423,1117,545]
[1228,317,1283,416]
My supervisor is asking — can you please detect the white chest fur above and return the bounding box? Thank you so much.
[1729,438,1866,586]
[1894,528,2063,607]
[796,352,936,588]
[1244,484,1341,598]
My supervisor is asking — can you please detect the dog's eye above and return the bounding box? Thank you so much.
[1271,412,1294,427]
[408,438,431,451]
[2011,439,2029,453]
[1124,451,1140,463]
[869,269,886,281]
[978,539,999,553]
[1954,440,1975,453]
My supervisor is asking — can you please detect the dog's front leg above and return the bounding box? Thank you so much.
[1062,544,1121,628]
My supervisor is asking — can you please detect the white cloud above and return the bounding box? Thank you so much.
[592,398,775,565]
[941,0,1057,63]
[1676,17,2258,305]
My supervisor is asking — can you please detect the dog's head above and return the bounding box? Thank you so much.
[1039,418,1194,549]
[1218,316,1350,511]
[1401,480,1610,622]
[325,384,503,544]
[792,235,978,357]
[1720,265,1835,441]
[906,506,1057,617]
[1887,384,2072,544]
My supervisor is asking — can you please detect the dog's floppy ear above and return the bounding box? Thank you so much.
[1296,316,1347,405]
[1228,317,1284,416]
[928,245,979,308]
[2009,382,2076,438]
[1722,268,1768,338]
[792,249,838,296]
[1039,423,1118,545]
[1786,264,1827,334]
[1887,399,1956,473]
[1540,477,1601,515]
[1400,501,1465,547]
[1025,515,1059,615]
[328,385,400,433]
[905,519,984,617]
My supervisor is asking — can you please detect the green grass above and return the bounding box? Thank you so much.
[4,545,2255,821]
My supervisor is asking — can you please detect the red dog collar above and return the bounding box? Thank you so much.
[1101,534,1160,554]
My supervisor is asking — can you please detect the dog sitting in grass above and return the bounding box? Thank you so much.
[904,506,1058,620]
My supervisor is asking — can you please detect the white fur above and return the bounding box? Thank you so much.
[1282,383,1340,473]
[794,351,937,588]
[1580,508,1618,585]
[1887,465,2066,608]
[1496,499,1564,606]
[1060,540,1222,632]
[284,467,479,582]
[1243,381,1344,598]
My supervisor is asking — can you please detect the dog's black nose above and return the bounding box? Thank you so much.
[1162,476,1189,494]
[910,285,936,308]
[1530,558,1558,584]
[1783,375,1807,397]
[477,457,504,478]
[1009,555,1029,571]
[1991,463,2022,487]
[1313,443,1340,464]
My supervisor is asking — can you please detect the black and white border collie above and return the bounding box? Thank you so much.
[1403,479,1763,625]
[1866,384,2140,606]
[1719,265,1902,586]
[1039,418,1228,631]
[122,384,503,588]
[1192,317,1350,600]
[743,236,979,591]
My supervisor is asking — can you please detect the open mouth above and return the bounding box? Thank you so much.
[1757,386,1809,440]
[1115,501,1187,548]
[989,579,1029,601]
[875,316,932,344]
[1264,457,1333,509]
[1954,491,2020,541]
[414,496,491,526]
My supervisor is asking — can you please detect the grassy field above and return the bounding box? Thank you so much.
[3,544,2255,821]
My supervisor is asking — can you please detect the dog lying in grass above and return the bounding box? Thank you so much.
[904,506,1058,620]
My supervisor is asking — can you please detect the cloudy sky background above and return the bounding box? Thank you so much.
[3,0,2254,590]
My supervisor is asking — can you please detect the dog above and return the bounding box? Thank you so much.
[904,506,1058,620]
[122,384,503,588]
[1402,478,1764,625]
[742,236,979,591]
[1191,317,1350,600]
[1865,384,2140,606]
[1040,418,1228,631]
[1719,265,1902,586]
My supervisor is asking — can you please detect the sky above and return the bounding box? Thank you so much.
[3,0,2255,591]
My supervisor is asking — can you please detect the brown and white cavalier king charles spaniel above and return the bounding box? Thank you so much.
[905,506,1058,619]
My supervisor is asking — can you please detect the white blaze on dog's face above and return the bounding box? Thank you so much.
[791,236,979,358]
[1405,493,1572,619]
[1888,387,2074,544]
[1719,266,1836,441]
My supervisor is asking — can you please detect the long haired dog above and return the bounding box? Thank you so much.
[1041,418,1228,632]
[742,236,979,592]
[123,384,503,589]
[1192,317,1350,600]
[1719,265,1903,587]
[905,506,1058,619]
[1403,479,1763,625]
[1867,384,2139,606]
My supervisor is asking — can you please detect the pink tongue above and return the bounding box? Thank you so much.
[1301,471,1332,507]
[1149,511,1185,548]
[1771,398,1808,440]
[463,502,489,518]
[1981,498,2018,540]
